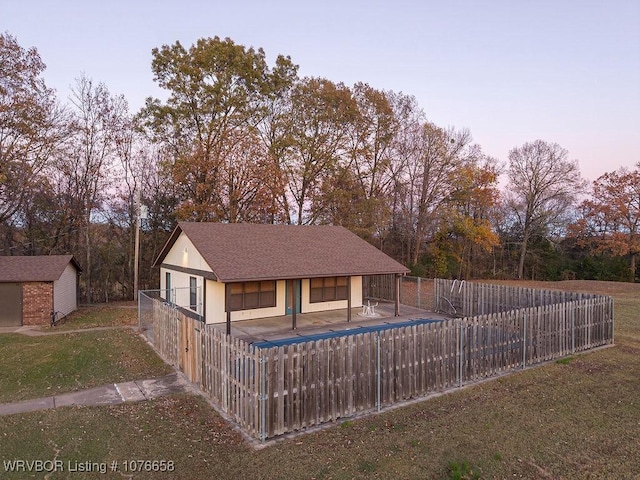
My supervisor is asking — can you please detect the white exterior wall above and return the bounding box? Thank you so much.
[163,233,212,273]
[202,277,362,324]
[205,279,287,324]
[159,233,209,315]
[159,267,204,317]
[301,276,363,313]
[205,279,225,323]
[53,263,78,318]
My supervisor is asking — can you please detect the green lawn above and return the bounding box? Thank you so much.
[48,303,138,331]
[0,281,638,479]
[0,329,172,403]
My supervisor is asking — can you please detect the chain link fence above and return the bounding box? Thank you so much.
[138,287,202,344]
[400,276,435,309]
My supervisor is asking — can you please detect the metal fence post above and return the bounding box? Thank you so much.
[571,302,575,354]
[458,319,463,387]
[522,313,527,369]
[260,353,267,442]
[137,292,142,331]
[611,298,615,345]
[376,333,381,412]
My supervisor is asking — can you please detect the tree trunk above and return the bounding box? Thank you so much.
[517,229,530,280]
[85,213,91,304]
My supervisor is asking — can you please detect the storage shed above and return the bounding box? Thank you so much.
[0,255,82,326]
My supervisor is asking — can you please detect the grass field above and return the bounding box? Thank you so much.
[0,280,638,479]
[0,329,171,403]
[48,302,138,331]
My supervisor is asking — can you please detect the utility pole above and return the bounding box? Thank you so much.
[133,186,141,301]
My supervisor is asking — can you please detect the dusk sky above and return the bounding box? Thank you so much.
[5,0,639,182]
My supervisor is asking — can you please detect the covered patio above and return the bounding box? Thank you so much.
[213,302,452,344]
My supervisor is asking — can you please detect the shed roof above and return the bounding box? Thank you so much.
[154,222,409,282]
[0,255,82,282]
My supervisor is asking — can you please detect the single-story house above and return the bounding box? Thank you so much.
[0,255,82,327]
[153,222,409,333]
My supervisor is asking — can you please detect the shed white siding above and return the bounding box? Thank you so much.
[53,263,77,318]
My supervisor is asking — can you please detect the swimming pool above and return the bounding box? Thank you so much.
[252,318,442,349]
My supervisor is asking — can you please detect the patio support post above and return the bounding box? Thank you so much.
[224,284,231,335]
[202,280,206,322]
[292,280,297,330]
[347,276,351,323]
[395,274,401,316]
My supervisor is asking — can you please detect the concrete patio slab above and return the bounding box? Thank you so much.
[211,302,450,344]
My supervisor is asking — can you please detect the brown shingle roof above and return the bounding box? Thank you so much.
[0,255,82,282]
[155,222,409,282]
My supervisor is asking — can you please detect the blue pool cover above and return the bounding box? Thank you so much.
[252,318,442,349]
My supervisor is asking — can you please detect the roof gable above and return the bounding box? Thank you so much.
[0,255,82,282]
[154,222,409,282]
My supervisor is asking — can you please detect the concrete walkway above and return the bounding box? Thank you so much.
[0,373,195,417]
[0,325,136,336]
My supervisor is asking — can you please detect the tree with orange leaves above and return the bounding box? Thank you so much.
[434,151,501,278]
[570,166,640,281]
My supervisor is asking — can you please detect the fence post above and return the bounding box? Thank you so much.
[259,353,267,442]
[522,313,527,369]
[376,333,381,412]
[571,302,575,354]
[417,277,421,309]
[610,298,615,345]
[458,319,463,388]
[137,292,142,331]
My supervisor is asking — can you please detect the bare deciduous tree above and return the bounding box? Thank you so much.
[283,77,358,224]
[62,75,126,302]
[506,140,585,279]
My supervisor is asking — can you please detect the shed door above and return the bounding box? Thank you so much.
[0,283,22,326]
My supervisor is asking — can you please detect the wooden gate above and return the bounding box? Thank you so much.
[179,314,202,384]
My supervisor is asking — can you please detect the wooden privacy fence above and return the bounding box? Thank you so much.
[140,280,614,441]
[433,278,607,316]
[363,274,396,301]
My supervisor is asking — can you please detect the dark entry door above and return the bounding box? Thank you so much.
[285,280,301,315]
[0,283,22,327]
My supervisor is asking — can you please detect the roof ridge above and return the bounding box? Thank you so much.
[155,222,408,282]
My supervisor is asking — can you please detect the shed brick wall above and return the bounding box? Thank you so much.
[22,282,53,326]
